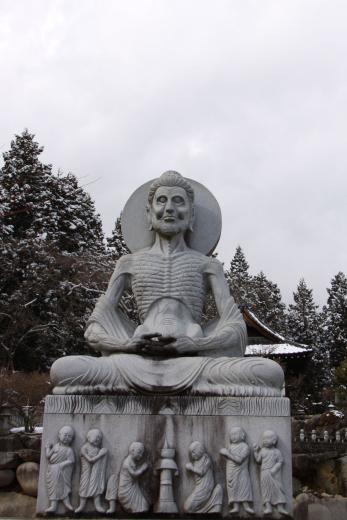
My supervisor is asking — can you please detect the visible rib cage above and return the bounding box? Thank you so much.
[130,251,208,323]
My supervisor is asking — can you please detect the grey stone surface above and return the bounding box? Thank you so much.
[16,462,39,497]
[37,394,293,517]
[45,394,291,416]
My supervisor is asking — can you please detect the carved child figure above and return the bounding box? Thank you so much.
[220,427,254,515]
[45,425,75,513]
[75,429,108,514]
[184,441,223,513]
[253,430,288,516]
[118,442,150,513]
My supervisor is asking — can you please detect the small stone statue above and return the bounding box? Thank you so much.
[118,442,150,513]
[75,428,108,513]
[253,430,288,516]
[184,441,223,514]
[220,427,254,515]
[45,425,75,514]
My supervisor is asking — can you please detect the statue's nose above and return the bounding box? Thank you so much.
[165,204,174,214]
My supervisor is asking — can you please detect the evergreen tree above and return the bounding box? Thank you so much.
[286,279,329,409]
[287,278,320,345]
[107,215,130,259]
[0,129,105,254]
[225,246,252,305]
[0,130,109,371]
[251,271,286,334]
[321,272,347,372]
[47,171,105,254]
[0,129,54,239]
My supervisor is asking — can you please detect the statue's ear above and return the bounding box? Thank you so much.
[146,204,153,231]
[189,205,195,232]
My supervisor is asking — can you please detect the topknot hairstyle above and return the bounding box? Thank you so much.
[148,171,194,205]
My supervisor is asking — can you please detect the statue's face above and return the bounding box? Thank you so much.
[189,442,204,461]
[148,186,193,237]
[230,427,243,443]
[262,431,276,448]
[59,426,73,445]
[88,429,102,446]
[130,442,144,461]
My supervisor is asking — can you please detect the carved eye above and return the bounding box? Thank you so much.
[156,196,167,203]
[172,196,185,204]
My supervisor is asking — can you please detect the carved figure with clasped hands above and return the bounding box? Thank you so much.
[51,171,284,396]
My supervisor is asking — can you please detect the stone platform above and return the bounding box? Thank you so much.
[37,395,293,517]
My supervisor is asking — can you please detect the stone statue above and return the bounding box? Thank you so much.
[184,441,223,514]
[253,430,288,516]
[118,442,150,513]
[45,425,75,514]
[75,428,108,513]
[50,171,284,397]
[220,427,254,515]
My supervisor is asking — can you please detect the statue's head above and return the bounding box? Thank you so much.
[261,430,278,448]
[129,441,145,462]
[58,425,74,445]
[87,428,103,447]
[147,171,195,238]
[189,440,205,461]
[229,426,246,444]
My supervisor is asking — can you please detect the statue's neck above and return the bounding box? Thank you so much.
[150,233,188,256]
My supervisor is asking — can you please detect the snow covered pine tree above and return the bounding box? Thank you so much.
[0,130,109,371]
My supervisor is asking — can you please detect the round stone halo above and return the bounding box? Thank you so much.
[121,176,222,255]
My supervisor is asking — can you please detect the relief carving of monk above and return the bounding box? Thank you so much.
[51,171,284,396]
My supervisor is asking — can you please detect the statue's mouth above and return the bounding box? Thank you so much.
[163,216,176,222]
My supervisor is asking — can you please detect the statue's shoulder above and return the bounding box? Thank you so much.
[202,255,224,276]
[114,253,135,274]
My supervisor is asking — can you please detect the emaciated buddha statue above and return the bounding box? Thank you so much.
[51,171,284,396]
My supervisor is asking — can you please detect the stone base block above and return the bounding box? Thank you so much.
[37,395,293,518]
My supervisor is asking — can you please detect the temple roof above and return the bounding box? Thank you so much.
[242,307,313,359]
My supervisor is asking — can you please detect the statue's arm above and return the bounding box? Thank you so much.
[85,258,151,355]
[201,259,247,355]
[85,273,130,353]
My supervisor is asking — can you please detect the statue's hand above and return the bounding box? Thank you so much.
[123,336,153,353]
[165,336,198,354]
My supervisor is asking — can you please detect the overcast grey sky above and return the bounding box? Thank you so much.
[1,0,346,306]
